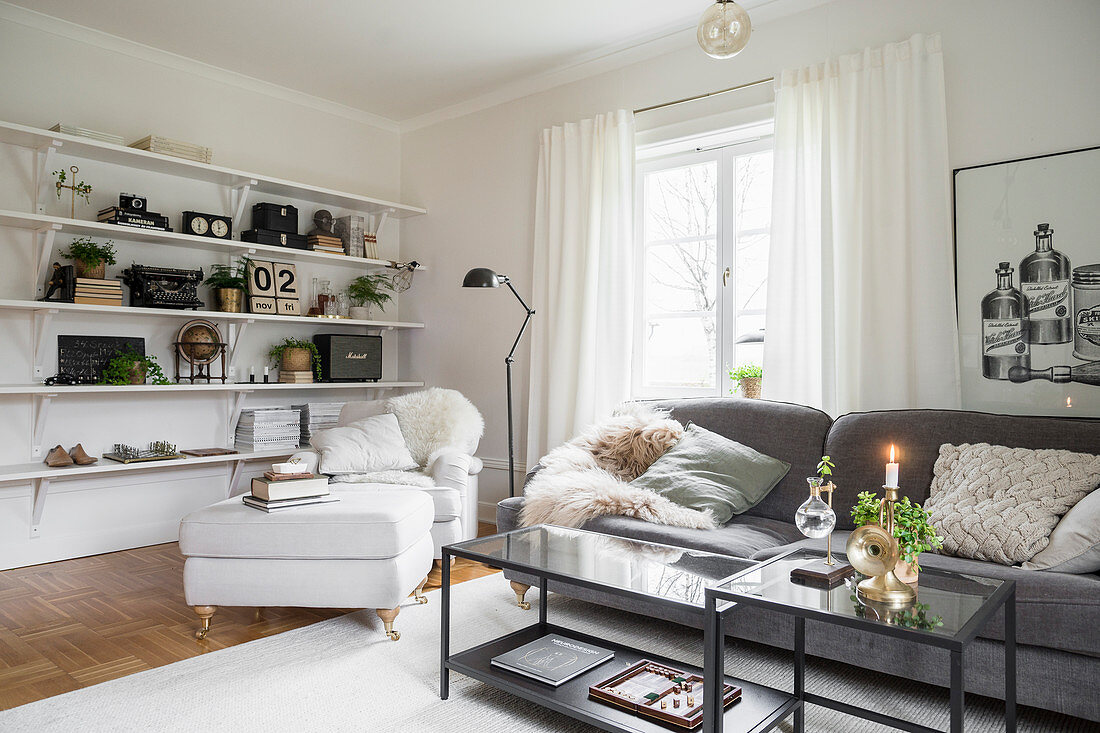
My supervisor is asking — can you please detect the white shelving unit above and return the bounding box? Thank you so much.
[0,119,429,547]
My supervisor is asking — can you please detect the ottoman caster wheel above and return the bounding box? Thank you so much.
[377,607,401,642]
[518,601,531,611]
[510,581,532,610]
[193,605,216,642]
[387,630,401,641]
[416,596,429,605]
[195,628,208,640]
[414,576,429,604]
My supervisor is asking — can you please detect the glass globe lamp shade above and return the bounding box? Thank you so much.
[697,0,752,59]
[794,478,836,539]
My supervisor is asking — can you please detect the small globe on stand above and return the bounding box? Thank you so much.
[177,321,221,365]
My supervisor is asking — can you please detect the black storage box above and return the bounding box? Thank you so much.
[251,202,298,233]
[312,334,382,382]
[241,229,308,249]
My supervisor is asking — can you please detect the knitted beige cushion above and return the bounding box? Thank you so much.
[925,443,1100,565]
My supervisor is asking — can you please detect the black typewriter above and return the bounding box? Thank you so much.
[121,265,205,309]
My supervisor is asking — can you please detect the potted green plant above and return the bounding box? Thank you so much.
[851,491,944,583]
[203,257,250,313]
[268,337,322,381]
[728,364,763,399]
[346,273,394,320]
[59,237,117,279]
[100,346,170,385]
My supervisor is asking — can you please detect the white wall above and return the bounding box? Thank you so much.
[0,14,415,568]
[400,0,1100,518]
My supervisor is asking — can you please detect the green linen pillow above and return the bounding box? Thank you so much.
[630,424,790,524]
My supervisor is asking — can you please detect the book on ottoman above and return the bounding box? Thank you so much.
[251,475,330,501]
[242,495,340,513]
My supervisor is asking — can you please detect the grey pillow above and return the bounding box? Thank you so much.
[1022,488,1100,573]
[630,424,790,524]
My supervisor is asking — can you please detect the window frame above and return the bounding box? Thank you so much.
[632,133,774,400]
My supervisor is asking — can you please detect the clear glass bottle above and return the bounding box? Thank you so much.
[981,262,1030,380]
[318,279,335,316]
[1020,223,1072,344]
[794,477,836,539]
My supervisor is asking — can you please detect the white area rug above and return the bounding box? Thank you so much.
[0,574,1087,732]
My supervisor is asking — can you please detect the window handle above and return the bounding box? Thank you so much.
[723,267,730,287]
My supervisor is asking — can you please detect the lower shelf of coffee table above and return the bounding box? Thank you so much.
[446,622,797,733]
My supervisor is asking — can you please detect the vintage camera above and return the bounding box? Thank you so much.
[119,192,147,213]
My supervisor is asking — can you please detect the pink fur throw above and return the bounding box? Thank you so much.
[520,404,716,530]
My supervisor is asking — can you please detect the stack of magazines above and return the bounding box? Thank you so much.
[235,408,301,451]
[292,402,343,445]
[129,135,213,164]
[490,634,614,686]
[50,123,123,146]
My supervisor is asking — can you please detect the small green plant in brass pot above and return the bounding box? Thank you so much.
[60,237,117,279]
[851,491,943,583]
[100,347,170,385]
[203,257,250,313]
[268,337,322,381]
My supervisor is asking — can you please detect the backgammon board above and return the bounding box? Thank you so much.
[589,659,741,729]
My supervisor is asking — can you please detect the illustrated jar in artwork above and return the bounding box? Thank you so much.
[77,261,105,279]
[740,377,762,399]
[1072,264,1100,361]
[281,347,312,372]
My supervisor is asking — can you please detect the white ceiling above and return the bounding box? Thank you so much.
[10,0,808,125]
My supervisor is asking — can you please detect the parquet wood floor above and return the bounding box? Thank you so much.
[0,522,500,710]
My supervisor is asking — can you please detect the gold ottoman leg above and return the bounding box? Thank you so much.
[193,605,217,640]
[510,581,532,610]
[377,607,401,641]
[414,576,429,604]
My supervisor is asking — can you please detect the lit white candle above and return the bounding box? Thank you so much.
[885,444,899,488]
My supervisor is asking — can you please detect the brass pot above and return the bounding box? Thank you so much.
[281,347,312,372]
[739,377,762,399]
[215,288,244,313]
[894,557,919,585]
[77,261,106,279]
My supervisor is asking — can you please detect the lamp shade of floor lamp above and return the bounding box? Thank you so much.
[462,268,535,498]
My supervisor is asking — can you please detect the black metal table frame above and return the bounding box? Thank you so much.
[702,549,1017,733]
[439,526,799,733]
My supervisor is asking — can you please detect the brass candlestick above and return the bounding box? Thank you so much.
[846,485,917,607]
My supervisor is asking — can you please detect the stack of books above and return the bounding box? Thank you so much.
[279,370,314,384]
[292,402,343,444]
[234,408,301,451]
[98,206,171,231]
[364,232,380,259]
[242,471,337,512]
[50,123,124,146]
[129,135,213,164]
[74,277,123,306]
[307,233,345,255]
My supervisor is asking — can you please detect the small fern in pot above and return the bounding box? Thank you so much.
[346,273,394,319]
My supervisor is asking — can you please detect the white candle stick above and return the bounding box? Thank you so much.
[885,444,899,488]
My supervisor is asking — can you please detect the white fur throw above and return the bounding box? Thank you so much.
[387,388,485,467]
[924,442,1100,565]
[520,404,716,530]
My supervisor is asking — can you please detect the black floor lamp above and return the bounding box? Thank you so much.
[462,268,535,498]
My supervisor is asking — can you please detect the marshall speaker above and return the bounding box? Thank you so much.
[312,334,382,382]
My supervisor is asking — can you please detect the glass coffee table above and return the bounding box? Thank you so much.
[703,549,1016,733]
[440,525,800,733]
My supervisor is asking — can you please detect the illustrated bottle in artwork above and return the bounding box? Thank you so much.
[1019,223,1072,344]
[981,262,1030,380]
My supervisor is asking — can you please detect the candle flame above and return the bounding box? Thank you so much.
[889,444,896,462]
[1067,397,1073,408]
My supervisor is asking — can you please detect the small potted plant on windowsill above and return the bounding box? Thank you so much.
[100,346,171,386]
[851,491,944,584]
[203,257,250,313]
[346,273,394,320]
[729,364,763,399]
[268,337,322,382]
[60,237,117,279]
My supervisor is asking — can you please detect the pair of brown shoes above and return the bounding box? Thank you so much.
[44,444,97,467]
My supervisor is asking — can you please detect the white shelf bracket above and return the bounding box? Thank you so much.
[32,309,56,378]
[231,180,256,231]
[30,477,50,538]
[228,390,248,445]
[227,320,253,376]
[34,142,61,214]
[374,211,390,240]
[228,459,245,498]
[31,394,54,458]
[34,225,61,295]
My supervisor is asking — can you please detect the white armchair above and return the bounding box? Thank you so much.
[290,390,484,559]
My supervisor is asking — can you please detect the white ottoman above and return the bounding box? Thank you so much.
[179,489,434,641]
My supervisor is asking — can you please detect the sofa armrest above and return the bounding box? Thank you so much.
[288,450,320,476]
[430,450,477,492]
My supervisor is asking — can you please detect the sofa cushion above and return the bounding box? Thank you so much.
[1024,487,1100,573]
[751,531,1100,658]
[648,398,832,524]
[824,409,1100,530]
[179,490,433,560]
[630,424,790,524]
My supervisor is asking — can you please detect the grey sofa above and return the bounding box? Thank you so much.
[496,398,1100,722]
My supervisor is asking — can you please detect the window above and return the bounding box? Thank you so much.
[633,133,773,398]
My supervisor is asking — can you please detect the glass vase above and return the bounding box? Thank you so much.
[794,477,836,539]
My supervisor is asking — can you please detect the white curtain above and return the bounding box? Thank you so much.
[763,33,961,415]
[526,110,635,466]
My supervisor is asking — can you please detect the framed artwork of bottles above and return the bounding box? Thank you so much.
[954,145,1100,417]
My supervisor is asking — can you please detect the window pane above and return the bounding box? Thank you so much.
[733,313,766,371]
[644,316,716,389]
[735,232,769,312]
[644,162,717,241]
[646,241,717,314]
[734,152,773,231]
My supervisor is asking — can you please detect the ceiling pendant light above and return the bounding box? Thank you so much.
[697,0,752,59]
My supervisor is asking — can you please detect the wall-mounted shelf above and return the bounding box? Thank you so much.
[0,381,423,395]
[0,120,426,218]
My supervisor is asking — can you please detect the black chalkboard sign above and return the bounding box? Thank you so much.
[57,336,145,381]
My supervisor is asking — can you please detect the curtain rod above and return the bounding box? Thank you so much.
[633,77,774,115]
